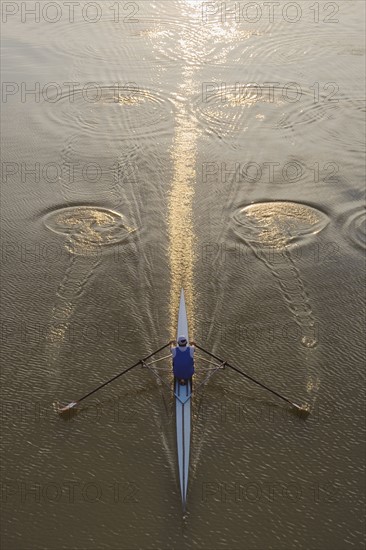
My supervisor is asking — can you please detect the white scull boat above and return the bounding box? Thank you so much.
[58,289,308,512]
[174,289,192,512]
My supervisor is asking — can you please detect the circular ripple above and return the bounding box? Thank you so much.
[37,18,140,66]
[44,206,136,253]
[42,86,174,140]
[234,30,335,65]
[190,84,287,140]
[38,11,237,68]
[314,105,365,156]
[233,201,329,246]
[276,101,339,130]
[190,84,337,142]
[344,207,366,250]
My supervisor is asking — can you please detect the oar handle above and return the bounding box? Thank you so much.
[195,343,303,411]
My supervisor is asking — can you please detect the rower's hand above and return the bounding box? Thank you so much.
[169,339,176,346]
[190,341,196,346]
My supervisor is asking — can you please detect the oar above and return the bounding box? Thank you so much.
[57,342,170,414]
[195,343,310,415]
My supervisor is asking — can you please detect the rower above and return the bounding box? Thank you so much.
[171,336,195,385]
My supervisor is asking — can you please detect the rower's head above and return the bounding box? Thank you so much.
[178,336,187,347]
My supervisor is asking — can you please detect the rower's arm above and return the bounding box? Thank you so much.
[170,343,176,357]
[169,339,176,351]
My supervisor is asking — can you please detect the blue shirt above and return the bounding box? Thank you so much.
[171,345,195,379]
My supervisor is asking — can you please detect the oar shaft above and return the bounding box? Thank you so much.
[195,343,300,409]
[77,342,170,403]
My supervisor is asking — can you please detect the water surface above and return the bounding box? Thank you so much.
[1,1,365,549]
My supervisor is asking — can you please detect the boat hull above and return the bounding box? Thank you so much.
[175,378,191,511]
[175,288,191,511]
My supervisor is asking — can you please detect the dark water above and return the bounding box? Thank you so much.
[1,1,365,548]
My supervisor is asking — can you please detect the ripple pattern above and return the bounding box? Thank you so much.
[234,201,330,348]
[190,85,340,145]
[344,207,366,251]
[44,206,136,253]
[43,206,136,377]
[44,86,174,140]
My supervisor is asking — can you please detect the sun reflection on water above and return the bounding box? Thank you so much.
[167,69,198,337]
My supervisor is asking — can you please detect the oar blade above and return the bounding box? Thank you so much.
[57,401,79,414]
[293,403,311,417]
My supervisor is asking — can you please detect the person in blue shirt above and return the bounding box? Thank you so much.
[170,336,195,385]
